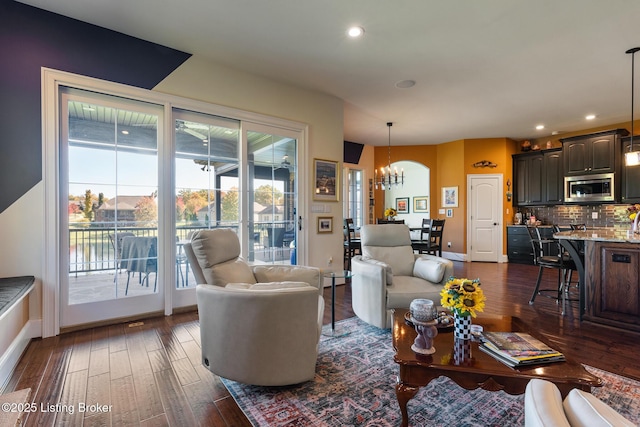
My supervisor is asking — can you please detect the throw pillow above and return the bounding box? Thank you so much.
[413,257,446,283]
[208,258,256,287]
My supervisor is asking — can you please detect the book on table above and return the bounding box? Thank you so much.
[479,332,565,367]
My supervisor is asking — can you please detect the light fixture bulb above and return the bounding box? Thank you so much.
[347,26,364,38]
[536,125,544,130]
[585,114,596,120]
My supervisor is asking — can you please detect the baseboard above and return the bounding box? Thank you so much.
[0,319,41,393]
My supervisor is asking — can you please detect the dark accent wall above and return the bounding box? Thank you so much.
[344,140,364,164]
[0,0,191,213]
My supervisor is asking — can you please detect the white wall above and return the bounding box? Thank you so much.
[155,56,345,270]
[383,160,430,228]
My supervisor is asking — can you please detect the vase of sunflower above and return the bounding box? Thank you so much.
[440,277,486,339]
[384,207,397,221]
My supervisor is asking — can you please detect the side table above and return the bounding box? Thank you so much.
[322,270,352,336]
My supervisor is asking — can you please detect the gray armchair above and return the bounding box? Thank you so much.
[184,228,324,386]
[351,224,453,328]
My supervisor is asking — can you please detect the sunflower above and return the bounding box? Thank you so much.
[384,207,397,218]
[440,277,485,317]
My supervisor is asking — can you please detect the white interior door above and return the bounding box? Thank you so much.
[468,174,502,262]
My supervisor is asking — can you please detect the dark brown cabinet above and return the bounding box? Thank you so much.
[543,148,563,204]
[507,226,557,265]
[513,148,563,206]
[561,129,628,177]
[621,137,640,203]
[514,152,543,206]
[585,241,640,332]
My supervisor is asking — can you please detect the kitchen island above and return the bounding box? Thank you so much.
[554,228,640,332]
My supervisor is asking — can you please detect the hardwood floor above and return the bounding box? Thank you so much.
[4,261,640,426]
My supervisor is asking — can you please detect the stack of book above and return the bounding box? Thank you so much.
[479,331,565,367]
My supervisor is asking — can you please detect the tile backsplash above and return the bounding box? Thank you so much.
[514,204,634,229]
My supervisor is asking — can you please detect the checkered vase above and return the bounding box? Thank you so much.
[454,338,472,366]
[453,312,472,340]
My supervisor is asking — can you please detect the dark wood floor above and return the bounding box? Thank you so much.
[4,261,640,426]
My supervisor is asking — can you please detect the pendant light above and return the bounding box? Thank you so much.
[626,47,640,166]
[374,122,404,190]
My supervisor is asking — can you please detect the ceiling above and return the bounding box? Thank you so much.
[18,0,640,146]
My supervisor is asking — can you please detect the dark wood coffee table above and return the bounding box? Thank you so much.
[392,309,602,427]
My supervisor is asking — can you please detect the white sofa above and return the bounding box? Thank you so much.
[525,379,635,427]
[350,224,454,328]
[185,228,324,386]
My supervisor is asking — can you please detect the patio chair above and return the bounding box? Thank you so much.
[109,232,135,281]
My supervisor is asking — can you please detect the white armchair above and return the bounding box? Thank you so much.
[185,228,324,386]
[351,224,454,328]
[525,379,634,427]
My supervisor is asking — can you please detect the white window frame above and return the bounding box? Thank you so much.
[42,68,308,337]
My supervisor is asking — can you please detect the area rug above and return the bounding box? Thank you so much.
[222,317,640,427]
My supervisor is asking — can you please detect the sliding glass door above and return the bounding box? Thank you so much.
[47,72,305,332]
[246,125,298,265]
[173,110,240,305]
[60,88,164,327]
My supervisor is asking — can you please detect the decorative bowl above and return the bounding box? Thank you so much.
[410,299,436,323]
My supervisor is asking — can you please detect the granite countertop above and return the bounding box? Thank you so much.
[554,229,640,244]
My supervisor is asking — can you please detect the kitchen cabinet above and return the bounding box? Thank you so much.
[512,148,563,206]
[514,152,543,206]
[507,226,557,265]
[621,136,640,203]
[543,148,563,204]
[585,241,640,332]
[561,129,628,177]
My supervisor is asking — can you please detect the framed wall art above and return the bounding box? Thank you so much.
[446,208,454,218]
[314,159,339,202]
[317,216,333,233]
[442,186,459,208]
[413,196,429,213]
[396,197,410,214]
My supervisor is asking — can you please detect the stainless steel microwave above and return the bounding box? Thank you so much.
[564,173,614,203]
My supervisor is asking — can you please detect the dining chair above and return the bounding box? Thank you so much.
[424,219,445,257]
[343,218,361,270]
[411,218,432,254]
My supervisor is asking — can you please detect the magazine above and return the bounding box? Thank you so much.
[479,344,565,367]
[479,332,565,367]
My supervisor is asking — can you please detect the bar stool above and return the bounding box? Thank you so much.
[527,225,576,315]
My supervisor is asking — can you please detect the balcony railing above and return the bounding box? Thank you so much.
[69,222,293,275]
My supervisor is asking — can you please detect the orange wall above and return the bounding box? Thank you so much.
[374,137,518,257]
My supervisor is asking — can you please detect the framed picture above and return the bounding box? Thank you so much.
[413,196,429,213]
[442,186,459,208]
[314,159,339,202]
[446,208,454,218]
[396,197,410,214]
[317,216,333,233]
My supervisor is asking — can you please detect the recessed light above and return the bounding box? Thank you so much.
[347,26,364,38]
[536,125,545,130]
[121,130,129,135]
[585,114,596,120]
[395,80,416,89]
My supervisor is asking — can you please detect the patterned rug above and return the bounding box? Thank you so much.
[222,317,640,427]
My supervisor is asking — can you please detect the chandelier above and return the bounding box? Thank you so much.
[374,122,404,190]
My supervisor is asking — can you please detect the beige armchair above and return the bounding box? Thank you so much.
[184,228,324,386]
[351,224,454,328]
